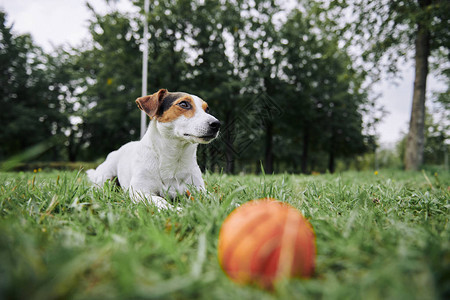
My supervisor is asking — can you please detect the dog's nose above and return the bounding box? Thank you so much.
[209,120,221,131]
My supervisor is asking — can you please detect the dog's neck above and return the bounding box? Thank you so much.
[142,120,199,176]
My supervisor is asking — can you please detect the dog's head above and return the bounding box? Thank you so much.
[136,89,221,144]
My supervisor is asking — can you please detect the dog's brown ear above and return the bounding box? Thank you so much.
[135,89,168,118]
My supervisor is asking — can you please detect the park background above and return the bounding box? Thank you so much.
[0,0,449,173]
[0,1,449,299]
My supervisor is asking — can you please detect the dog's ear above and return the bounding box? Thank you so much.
[136,89,168,118]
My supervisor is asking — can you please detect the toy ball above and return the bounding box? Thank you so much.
[218,198,315,289]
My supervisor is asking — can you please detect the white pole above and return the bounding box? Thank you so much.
[140,0,150,139]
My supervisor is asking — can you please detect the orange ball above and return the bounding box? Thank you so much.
[218,198,316,289]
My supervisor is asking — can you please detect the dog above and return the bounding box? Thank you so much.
[86,89,221,210]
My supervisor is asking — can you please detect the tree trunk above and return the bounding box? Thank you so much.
[328,148,335,174]
[67,131,79,162]
[265,121,274,174]
[198,147,206,172]
[328,128,336,173]
[225,145,235,173]
[404,11,430,170]
[262,75,275,174]
[301,128,309,174]
[224,111,235,174]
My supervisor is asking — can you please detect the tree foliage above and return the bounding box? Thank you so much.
[320,0,450,170]
[0,11,68,161]
[280,9,371,172]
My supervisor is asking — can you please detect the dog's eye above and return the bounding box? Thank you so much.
[177,101,192,109]
[205,106,210,114]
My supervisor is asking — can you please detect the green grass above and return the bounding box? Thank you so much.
[0,169,449,299]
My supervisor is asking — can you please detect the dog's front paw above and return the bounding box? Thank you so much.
[149,195,182,212]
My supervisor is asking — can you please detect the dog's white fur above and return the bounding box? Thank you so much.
[86,89,220,210]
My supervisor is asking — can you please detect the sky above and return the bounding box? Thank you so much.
[0,0,446,147]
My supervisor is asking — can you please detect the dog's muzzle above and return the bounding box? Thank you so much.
[202,120,221,141]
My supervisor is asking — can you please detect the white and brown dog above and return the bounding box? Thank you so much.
[86,89,220,210]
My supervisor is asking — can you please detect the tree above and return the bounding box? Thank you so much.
[45,46,91,161]
[423,113,448,166]
[242,0,283,174]
[423,77,449,166]
[338,0,450,170]
[280,8,371,173]
[211,0,286,174]
[0,11,67,161]
[169,0,243,173]
[73,2,193,160]
[74,10,142,159]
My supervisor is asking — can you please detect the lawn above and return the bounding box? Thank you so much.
[0,169,449,299]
